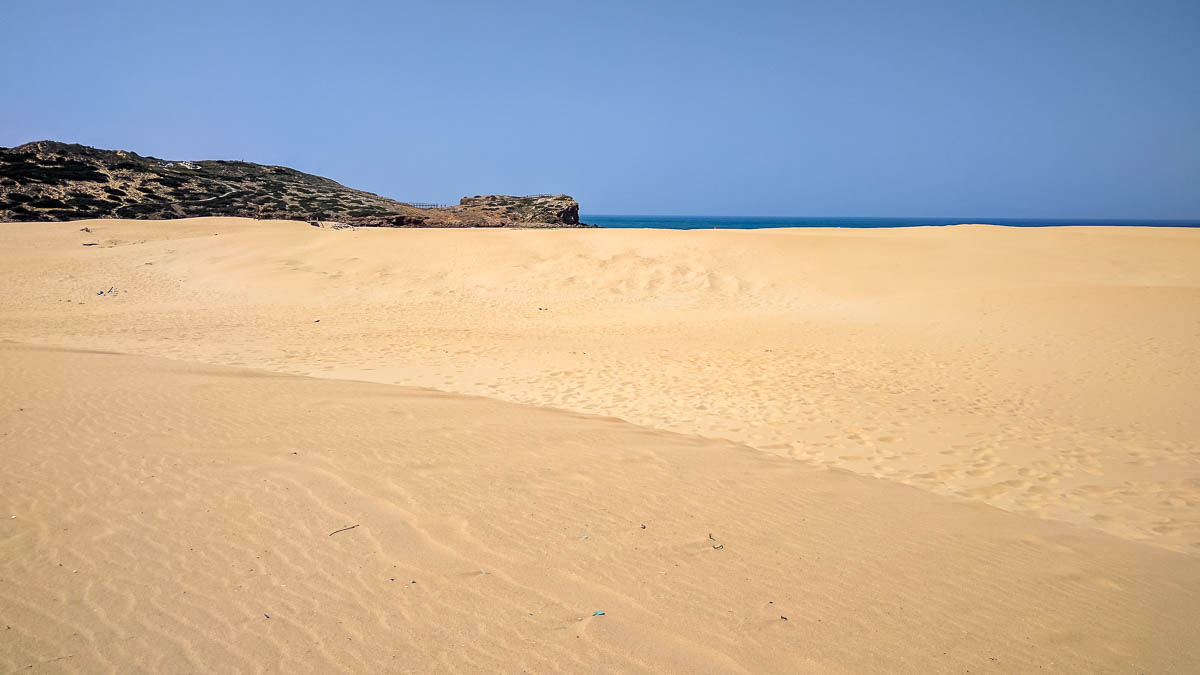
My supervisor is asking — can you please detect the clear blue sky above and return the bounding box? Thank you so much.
[2,0,1197,218]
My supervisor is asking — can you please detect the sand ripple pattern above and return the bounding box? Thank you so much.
[3,220,1197,554]
[2,344,1200,672]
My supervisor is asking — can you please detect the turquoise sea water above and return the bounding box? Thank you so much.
[585,215,1200,229]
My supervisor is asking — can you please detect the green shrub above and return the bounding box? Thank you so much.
[0,158,107,184]
[148,175,186,188]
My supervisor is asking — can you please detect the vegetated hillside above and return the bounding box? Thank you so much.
[0,141,585,227]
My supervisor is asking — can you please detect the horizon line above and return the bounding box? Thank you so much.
[582,213,1200,223]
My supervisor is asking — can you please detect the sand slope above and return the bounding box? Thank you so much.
[2,343,1199,673]
[2,218,1200,671]
[1,218,1197,552]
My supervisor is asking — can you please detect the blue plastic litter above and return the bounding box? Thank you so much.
[592,611,605,616]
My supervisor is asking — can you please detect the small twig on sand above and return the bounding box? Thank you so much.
[328,524,359,537]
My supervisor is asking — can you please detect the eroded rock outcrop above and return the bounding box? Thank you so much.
[453,194,580,226]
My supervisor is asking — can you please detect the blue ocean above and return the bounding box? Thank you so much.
[585,215,1200,229]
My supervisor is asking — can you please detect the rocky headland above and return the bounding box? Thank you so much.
[0,141,587,227]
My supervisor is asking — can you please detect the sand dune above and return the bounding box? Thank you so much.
[2,343,1199,672]
[1,217,1199,670]
[1,218,1197,551]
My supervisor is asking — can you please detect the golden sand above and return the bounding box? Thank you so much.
[1,218,1198,671]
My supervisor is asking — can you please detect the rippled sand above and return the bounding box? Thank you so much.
[1,218,1198,671]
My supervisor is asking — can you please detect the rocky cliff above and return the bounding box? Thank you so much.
[459,194,580,225]
[0,141,588,227]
